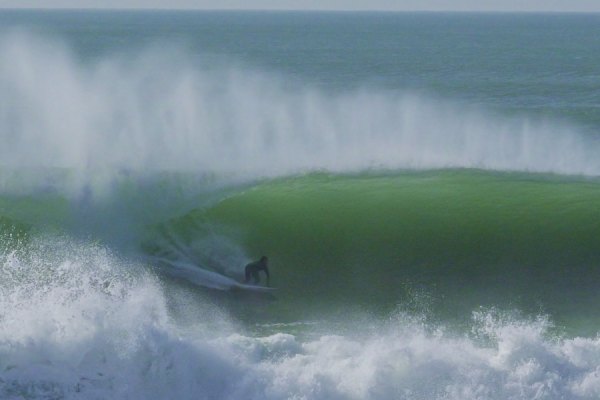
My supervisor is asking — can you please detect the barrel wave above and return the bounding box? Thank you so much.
[146,170,600,332]
[1,17,600,399]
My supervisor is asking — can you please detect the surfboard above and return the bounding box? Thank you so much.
[231,282,277,293]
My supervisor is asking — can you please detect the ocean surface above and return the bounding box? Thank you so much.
[1,10,600,399]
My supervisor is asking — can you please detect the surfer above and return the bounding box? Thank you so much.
[244,256,270,286]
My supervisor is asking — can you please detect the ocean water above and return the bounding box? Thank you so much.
[1,10,600,399]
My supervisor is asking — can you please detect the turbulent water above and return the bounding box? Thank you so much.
[1,10,600,399]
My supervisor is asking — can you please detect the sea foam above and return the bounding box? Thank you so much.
[1,235,600,400]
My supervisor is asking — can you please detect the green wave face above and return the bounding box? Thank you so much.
[4,169,599,332]
[195,170,600,329]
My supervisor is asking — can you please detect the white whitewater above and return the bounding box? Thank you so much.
[1,236,600,400]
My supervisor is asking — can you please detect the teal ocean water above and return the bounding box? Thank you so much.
[1,11,600,399]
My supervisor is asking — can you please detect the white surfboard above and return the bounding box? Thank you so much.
[230,282,277,293]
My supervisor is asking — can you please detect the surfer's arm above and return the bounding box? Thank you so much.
[264,267,270,287]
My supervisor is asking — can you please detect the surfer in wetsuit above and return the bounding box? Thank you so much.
[244,256,270,286]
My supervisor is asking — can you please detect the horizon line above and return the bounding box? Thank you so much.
[0,7,599,13]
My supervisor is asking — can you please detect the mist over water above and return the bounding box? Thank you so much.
[0,30,598,198]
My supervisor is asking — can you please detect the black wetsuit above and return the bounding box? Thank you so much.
[244,260,270,285]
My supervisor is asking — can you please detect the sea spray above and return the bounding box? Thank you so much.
[0,30,599,197]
